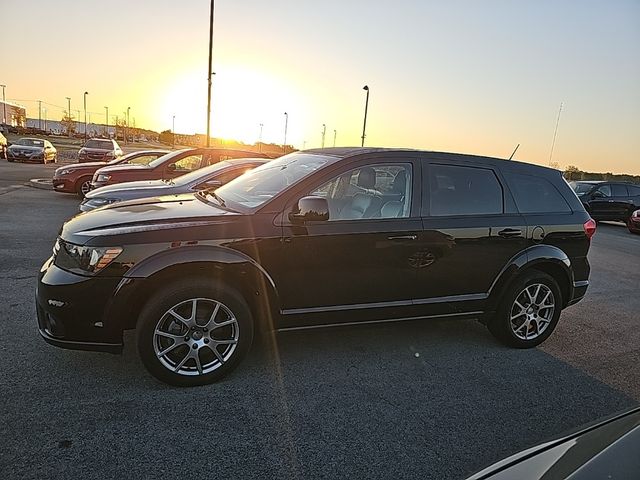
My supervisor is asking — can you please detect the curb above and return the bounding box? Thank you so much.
[29,178,53,190]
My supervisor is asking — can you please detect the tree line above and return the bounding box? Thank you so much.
[564,165,640,184]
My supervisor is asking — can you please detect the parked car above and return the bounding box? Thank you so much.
[569,180,640,222]
[36,148,594,386]
[7,137,57,163]
[78,138,123,163]
[53,149,170,197]
[90,147,268,189]
[0,131,7,159]
[465,406,640,479]
[628,209,640,234]
[80,158,268,211]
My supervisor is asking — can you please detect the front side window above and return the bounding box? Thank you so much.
[172,154,202,172]
[504,172,571,214]
[429,164,503,216]
[593,185,611,197]
[310,164,412,220]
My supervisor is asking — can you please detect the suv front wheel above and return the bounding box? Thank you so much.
[488,271,562,348]
[137,279,254,386]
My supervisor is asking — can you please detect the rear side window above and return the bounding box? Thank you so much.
[611,184,628,196]
[429,164,503,216]
[504,172,571,213]
[628,185,640,196]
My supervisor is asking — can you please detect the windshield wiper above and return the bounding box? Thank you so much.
[207,191,226,207]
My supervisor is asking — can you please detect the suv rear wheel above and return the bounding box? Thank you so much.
[488,271,562,348]
[137,279,254,386]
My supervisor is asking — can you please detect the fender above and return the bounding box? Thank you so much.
[486,244,574,310]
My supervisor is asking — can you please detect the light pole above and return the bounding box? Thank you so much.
[258,123,263,153]
[206,0,215,147]
[104,106,109,137]
[38,100,42,130]
[283,112,288,153]
[333,129,337,147]
[361,85,369,147]
[126,106,130,144]
[303,140,307,150]
[65,97,71,136]
[0,84,6,125]
[83,91,88,142]
[172,115,176,148]
[321,124,326,148]
[43,108,47,132]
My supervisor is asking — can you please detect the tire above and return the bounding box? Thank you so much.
[628,219,640,235]
[487,271,562,348]
[137,279,254,387]
[75,177,92,198]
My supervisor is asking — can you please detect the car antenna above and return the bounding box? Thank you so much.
[508,143,520,160]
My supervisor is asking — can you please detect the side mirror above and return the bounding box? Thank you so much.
[166,163,176,172]
[289,196,329,223]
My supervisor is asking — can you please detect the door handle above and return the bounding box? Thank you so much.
[608,200,615,203]
[387,235,417,241]
[497,228,522,238]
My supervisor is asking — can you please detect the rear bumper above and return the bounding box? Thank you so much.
[567,280,589,306]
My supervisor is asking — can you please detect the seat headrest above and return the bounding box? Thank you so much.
[357,167,376,189]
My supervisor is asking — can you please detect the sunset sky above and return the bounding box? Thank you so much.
[1,0,638,174]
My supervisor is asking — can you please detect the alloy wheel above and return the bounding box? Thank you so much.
[509,283,555,341]
[80,181,92,196]
[153,298,239,376]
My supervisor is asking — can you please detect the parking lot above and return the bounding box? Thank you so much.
[1,162,639,479]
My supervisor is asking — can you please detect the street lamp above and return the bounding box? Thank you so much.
[206,0,215,147]
[321,124,326,148]
[333,129,337,147]
[65,97,71,137]
[126,106,131,143]
[361,85,369,147]
[283,112,288,153]
[172,115,176,148]
[258,123,263,153]
[83,91,88,142]
[104,106,109,137]
[0,84,6,125]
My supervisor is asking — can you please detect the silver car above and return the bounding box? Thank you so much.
[7,137,57,163]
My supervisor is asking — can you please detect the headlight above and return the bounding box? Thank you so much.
[105,151,115,157]
[58,169,72,176]
[96,174,111,182]
[86,197,119,207]
[53,238,122,274]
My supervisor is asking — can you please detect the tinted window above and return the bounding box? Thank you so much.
[505,172,571,213]
[628,185,640,196]
[429,164,503,216]
[611,184,628,196]
[311,164,412,220]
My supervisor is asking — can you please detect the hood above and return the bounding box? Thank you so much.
[86,179,167,198]
[96,163,151,174]
[61,193,238,244]
[55,161,108,174]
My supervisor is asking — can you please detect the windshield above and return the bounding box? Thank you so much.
[171,161,232,186]
[107,151,162,166]
[570,181,595,194]
[148,150,193,168]
[84,139,113,149]
[213,152,336,209]
[16,138,44,147]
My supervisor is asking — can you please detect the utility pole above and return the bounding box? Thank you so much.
[38,100,42,130]
[321,124,326,148]
[206,0,215,147]
[333,129,337,147]
[0,84,6,125]
[361,85,370,147]
[66,97,71,137]
[283,112,288,153]
[104,106,109,137]
[83,91,88,142]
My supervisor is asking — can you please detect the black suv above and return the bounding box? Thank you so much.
[36,148,595,386]
[570,181,640,222]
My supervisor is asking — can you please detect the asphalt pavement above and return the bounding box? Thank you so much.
[0,170,638,480]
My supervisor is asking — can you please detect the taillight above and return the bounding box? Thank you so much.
[632,210,640,218]
[583,218,596,240]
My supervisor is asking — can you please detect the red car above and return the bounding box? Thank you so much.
[91,147,268,189]
[53,149,169,197]
[628,209,640,234]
